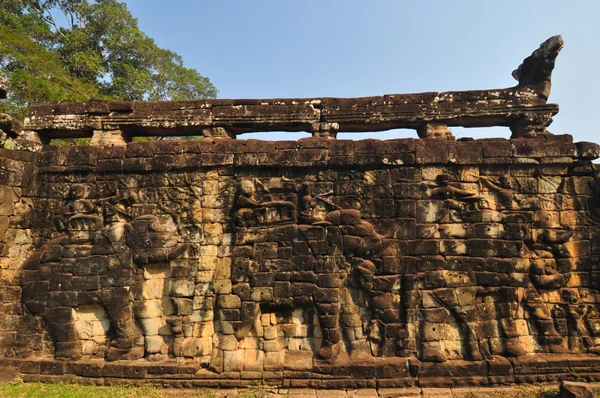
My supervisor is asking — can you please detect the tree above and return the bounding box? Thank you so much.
[0,0,217,119]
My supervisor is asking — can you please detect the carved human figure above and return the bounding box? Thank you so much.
[500,197,576,355]
[479,175,516,210]
[236,179,296,226]
[422,174,480,223]
[298,182,334,225]
[414,172,575,361]
[103,189,136,243]
[555,289,600,353]
[478,176,586,356]
[66,184,96,216]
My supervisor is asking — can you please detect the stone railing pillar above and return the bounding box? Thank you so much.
[417,122,454,140]
[509,111,554,138]
[202,127,235,139]
[312,122,338,138]
[89,129,131,146]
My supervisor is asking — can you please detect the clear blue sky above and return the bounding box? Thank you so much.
[125,0,599,144]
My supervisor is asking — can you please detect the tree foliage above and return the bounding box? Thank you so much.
[0,0,217,118]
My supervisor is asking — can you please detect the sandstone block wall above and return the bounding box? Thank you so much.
[0,136,600,388]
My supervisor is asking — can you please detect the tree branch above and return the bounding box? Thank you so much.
[24,0,66,37]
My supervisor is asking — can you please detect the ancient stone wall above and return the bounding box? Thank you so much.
[1,136,600,388]
[3,36,600,389]
[0,148,38,357]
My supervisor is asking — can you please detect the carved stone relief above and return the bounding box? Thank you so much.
[0,136,599,388]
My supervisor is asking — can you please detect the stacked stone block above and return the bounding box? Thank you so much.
[0,148,40,358]
[0,137,599,388]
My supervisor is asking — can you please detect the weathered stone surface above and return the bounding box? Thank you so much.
[513,35,563,99]
[1,36,600,390]
[559,381,594,398]
[20,38,565,141]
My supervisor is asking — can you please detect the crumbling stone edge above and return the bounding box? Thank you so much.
[2,353,600,389]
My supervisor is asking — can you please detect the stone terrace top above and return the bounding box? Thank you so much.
[0,35,570,148]
[15,36,565,146]
[26,87,556,140]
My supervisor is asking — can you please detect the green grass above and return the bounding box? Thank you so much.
[464,385,561,398]
[0,383,158,398]
[0,380,284,398]
[0,380,217,398]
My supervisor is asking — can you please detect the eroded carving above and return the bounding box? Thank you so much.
[231,179,401,361]
[512,35,564,100]
[19,178,212,362]
[1,35,600,389]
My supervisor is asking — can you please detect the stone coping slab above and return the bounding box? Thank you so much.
[2,354,600,389]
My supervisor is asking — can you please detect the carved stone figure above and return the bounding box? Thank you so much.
[21,184,192,361]
[236,179,297,227]
[512,35,564,100]
[230,179,402,360]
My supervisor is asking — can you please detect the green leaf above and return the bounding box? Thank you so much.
[0,0,217,119]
